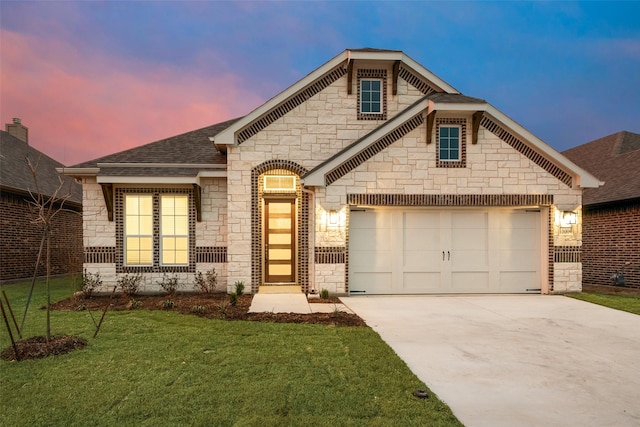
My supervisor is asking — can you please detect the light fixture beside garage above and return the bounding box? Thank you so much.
[319,207,345,230]
[328,210,339,226]
[555,209,578,234]
[562,211,577,225]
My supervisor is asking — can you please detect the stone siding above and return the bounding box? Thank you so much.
[81,178,228,293]
[226,69,585,293]
[226,65,426,291]
[553,263,582,293]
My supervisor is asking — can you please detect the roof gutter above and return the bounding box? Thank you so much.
[56,167,100,177]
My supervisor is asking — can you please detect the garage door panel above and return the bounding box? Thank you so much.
[498,229,538,250]
[452,229,488,251]
[501,212,538,229]
[350,273,392,293]
[499,250,538,270]
[499,271,538,292]
[404,228,441,251]
[403,272,442,291]
[404,251,442,270]
[452,250,488,270]
[350,251,392,272]
[451,272,490,292]
[349,208,542,295]
[452,211,487,228]
[350,210,391,229]
[349,228,392,251]
[404,211,440,229]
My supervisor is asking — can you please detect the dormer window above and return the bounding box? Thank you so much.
[436,118,467,168]
[439,126,460,161]
[357,69,387,120]
[360,79,381,114]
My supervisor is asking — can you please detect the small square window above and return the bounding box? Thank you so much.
[360,79,382,114]
[439,126,461,161]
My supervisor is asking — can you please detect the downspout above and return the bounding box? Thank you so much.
[301,187,316,294]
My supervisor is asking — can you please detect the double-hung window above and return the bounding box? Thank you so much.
[360,79,382,114]
[357,69,386,120]
[123,193,190,268]
[161,195,189,265]
[439,126,461,162]
[125,195,153,265]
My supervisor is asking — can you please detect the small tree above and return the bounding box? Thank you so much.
[24,154,74,341]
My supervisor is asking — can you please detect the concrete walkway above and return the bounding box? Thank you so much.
[249,292,352,314]
[343,295,640,427]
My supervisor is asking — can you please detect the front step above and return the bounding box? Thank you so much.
[258,285,302,294]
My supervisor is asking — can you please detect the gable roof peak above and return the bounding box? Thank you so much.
[214,48,460,146]
[347,47,402,53]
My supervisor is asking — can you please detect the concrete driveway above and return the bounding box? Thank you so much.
[343,295,640,427]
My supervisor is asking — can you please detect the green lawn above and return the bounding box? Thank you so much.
[568,291,640,315]
[0,278,461,426]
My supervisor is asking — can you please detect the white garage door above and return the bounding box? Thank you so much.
[349,208,542,294]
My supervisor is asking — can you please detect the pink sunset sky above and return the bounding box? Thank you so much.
[1,27,262,165]
[1,1,639,166]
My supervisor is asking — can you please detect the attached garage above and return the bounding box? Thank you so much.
[349,207,546,294]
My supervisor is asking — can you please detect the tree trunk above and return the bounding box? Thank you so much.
[46,228,51,342]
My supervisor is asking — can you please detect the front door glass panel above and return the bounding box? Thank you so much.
[265,200,295,283]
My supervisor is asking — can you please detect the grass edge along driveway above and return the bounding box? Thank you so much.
[567,291,640,316]
[0,278,461,427]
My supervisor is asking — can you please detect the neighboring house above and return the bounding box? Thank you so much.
[563,131,640,287]
[1,119,83,281]
[62,48,601,295]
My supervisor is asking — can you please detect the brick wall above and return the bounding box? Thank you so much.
[0,192,82,281]
[582,201,640,287]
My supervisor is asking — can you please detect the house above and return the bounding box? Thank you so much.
[0,119,83,281]
[563,131,640,288]
[61,48,601,295]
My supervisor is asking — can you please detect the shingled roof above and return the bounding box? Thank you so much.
[563,131,640,206]
[0,131,82,205]
[71,118,240,169]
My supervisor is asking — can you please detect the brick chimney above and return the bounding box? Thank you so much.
[5,118,29,143]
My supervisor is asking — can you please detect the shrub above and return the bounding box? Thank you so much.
[320,288,330,299]
[157,273,180,295]
[191,305,206,315]
[82,271,102,298]
[234,280,245,296]
[118,273,143,296]
[162,299,175,309]
[193,268,217,294]
[218,300,229,317]
[127,298,141,310]
[229,292,238,307]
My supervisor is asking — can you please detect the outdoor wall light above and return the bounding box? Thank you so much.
[562,211,577,225]
[328,210,338,226]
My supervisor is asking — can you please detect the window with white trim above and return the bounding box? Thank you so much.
[439,126,461,162]
[125,195,153,265]
[360,79,382,114]
[160,195,189,265]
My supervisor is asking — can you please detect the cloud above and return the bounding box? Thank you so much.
[0,29,263,165]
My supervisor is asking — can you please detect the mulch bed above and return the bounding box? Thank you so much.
[47,292,365,326]
[3,292,365,362]
[1,335,88,362]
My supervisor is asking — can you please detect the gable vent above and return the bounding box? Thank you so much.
[237,66,347,144]
[481,116,573,187]
[398,66,439,95]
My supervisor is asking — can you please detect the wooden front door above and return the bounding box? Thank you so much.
[264,199,295,283]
